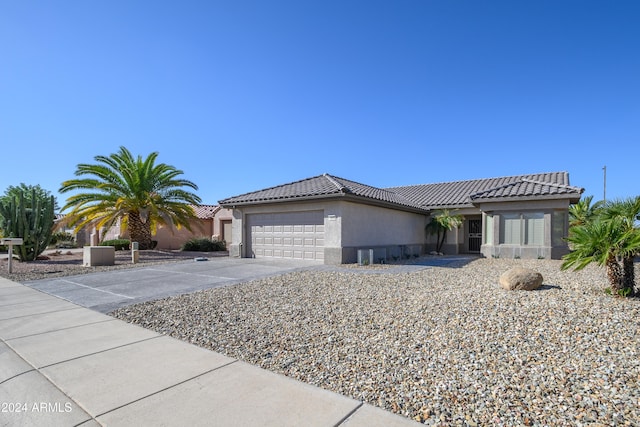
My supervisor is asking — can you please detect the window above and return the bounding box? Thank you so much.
[500,214,521,244]
[524,213,544,245]
[484,214,493,245]
[552,211,567,246]
[499,212,545,245]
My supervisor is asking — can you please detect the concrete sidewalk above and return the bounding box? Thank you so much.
[0,277,420,426]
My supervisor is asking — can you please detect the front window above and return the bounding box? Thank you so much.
[484,214,493,245]
[500,212,545,245]
[500,214,521,244]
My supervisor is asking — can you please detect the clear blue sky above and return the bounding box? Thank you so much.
[1,1,638,209]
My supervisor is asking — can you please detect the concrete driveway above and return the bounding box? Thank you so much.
[22,257,321,313]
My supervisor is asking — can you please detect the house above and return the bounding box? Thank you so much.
[74,205,234,250]
[150,205,234,250]
[218,172,583,264]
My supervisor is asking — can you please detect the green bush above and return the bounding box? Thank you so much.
[181,237,226,252]
[100,239,130,251]
[51,231,75,246]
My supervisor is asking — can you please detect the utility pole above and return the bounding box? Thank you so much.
[603,165,607,202]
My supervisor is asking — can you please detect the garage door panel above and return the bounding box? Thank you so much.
[247,210,324,260]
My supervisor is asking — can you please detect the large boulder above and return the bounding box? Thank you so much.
[499,268,543,291]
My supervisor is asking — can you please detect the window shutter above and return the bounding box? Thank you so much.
[501,214,521,244]
[524,213,544,245]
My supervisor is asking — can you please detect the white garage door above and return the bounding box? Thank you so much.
[247,211,324,260]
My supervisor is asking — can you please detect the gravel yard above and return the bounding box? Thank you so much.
[0,249,227,282]
[109,258,640,426]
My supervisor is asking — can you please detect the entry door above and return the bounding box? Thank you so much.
[467,219,482,252]
[222,220,232,244]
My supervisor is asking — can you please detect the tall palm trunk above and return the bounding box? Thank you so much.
[128,211,153,249]
[605,256,624,294]
[623,256,636,296]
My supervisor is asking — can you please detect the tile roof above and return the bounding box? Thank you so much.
[190,204,220,219]
[469,177,583,202]
[219,174,425,210]
[390,172,583,208]
[55,205,221,222]
[220,172,584,211]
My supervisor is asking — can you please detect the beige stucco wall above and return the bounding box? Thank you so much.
[154,207,234,250]
[95,207,234,250]
[153,219,212,250]
[338,202,426,246]
[211,208,234,242]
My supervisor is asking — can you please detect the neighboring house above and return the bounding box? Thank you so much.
[68,205,233,250]
[218,172,583,264]
[151,205,234,250]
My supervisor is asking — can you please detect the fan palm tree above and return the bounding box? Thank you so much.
[425,209,464,253]
[59,146,202,249]
[599,196,640,293]
[568,195,602,228]
[562,216,640,296]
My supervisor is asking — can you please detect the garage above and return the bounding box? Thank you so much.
[246,210,325,260]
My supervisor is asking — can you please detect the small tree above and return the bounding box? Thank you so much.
[425,209,464,253]
[599,197,640,292]
[0,187,55,261]
[562,196,640,297]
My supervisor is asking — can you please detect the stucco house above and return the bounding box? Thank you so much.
[219,172,583,264]
[77,205,233,250]
[150,205,234,250]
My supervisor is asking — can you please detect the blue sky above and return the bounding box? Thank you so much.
[1,1,638,209]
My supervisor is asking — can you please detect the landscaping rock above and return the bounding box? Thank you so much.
[499,267,543,291]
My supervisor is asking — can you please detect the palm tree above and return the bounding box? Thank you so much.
[60,146,202,249]
[562,216,640,296]
[600,197,640,293]
[568,195,602,228]
[425,209,464,253]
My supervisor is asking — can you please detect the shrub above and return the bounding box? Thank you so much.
[51,231,75,246]
[100,239,130,250]
[181,238,226,252]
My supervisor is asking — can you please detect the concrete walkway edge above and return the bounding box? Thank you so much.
[0,277,420,426]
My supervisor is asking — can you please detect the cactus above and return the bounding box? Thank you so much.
[0,189,55,261]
